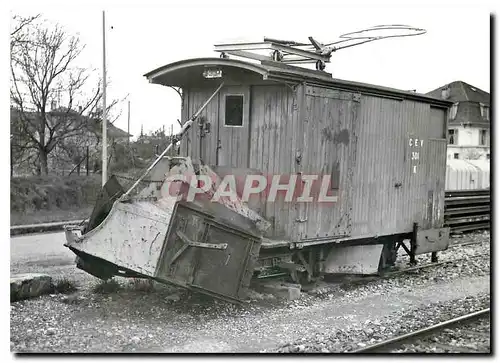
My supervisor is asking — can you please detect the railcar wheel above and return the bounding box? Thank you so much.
[290,270,311,285]
[289,250,319,285]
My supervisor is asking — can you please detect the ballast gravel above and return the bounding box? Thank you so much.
[10,231,490,353]
[391,316,490,353]
[270,293,490,353]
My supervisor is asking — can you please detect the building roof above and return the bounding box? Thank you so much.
[426,81,490,104]
[144,57,453,107]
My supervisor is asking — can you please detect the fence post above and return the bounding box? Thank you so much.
[86,146,89,176]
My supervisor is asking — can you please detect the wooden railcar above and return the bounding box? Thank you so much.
[65,43,453,303]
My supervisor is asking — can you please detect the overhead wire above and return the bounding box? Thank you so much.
[266,24,427,53]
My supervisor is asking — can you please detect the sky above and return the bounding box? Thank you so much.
[7,0,492,140]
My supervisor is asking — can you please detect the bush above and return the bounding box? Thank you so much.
[51,278,78,294]
[128,278,156,292]
[92,279,122,294]
[10,174,101,214]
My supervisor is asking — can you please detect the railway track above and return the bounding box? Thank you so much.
[321,251,490,289]
[445,190,490,233]
[351,308,490,353]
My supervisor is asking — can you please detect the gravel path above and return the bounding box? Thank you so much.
[10,231,490,353]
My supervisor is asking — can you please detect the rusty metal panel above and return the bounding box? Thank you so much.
[155,202,261,303]
[414,226,450,255]
[66,199,175,277]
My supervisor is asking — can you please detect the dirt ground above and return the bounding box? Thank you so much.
[10,231,491,353]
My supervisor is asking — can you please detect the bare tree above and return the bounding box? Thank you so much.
[10,15,120,175]
[10,14,40,50]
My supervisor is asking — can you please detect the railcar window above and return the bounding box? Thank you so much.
[225,95,244,126]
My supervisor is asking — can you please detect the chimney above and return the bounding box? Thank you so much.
[441,85,450,100]
[78,106,83,113]
[51,100,56,110]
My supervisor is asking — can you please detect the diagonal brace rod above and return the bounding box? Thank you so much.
[121,82,225,198]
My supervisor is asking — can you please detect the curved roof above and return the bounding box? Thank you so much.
[144,57,453,107]
[144,57,270,80]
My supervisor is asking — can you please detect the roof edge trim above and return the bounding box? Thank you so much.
[143,58,270,83]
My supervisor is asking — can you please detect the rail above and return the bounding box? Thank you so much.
[444,189,490,233]
[350,308,490,353]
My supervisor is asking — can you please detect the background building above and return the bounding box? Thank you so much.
[426,81,490,160]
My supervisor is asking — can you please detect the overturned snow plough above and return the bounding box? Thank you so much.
[65,35,452,303]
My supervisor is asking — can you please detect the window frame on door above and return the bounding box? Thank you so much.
[223,93,245,128]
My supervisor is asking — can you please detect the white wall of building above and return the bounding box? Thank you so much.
[447,146,490,160]
[447,126,490,160]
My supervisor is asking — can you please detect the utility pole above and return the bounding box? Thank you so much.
[127,100,131,146]
[10,136,13,178]
[86,146,89,176]
[101,10,108,187]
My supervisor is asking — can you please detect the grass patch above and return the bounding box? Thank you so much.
[128,278,156,292]
[92,279,122,294]
[51,278,78,294]
[10,207,92,226]
[10,175,101,225]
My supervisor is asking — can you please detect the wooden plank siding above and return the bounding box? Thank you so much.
[248,85,298,238]
[179,82,448,243]
[350,95,448,238]
[297,85,359,241]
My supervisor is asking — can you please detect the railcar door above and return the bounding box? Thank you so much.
[295,86,360,240]
[422,107,448,230]
[216,86,251,168]
[423,138,447,229]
